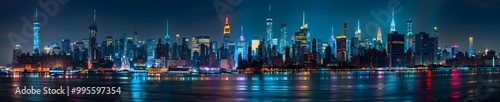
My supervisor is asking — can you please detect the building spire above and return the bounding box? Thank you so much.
[240,25,244,41]
[331,26,335,42]
[35,8,39,21]
[434,26,438,37]
[166,20,170,39]
[357,20,360,30]
[377,26,382,42]
[390,11,396,33]
[302,10,305,25]
[225,13,229,25]
[268,4,271,17]
[331,26,334,37]
[343,23,347,36]
[93,9,96,22]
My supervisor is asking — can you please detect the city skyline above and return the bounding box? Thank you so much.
[1,0,500,65]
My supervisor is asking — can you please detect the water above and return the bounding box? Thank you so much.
[1,69,500,102]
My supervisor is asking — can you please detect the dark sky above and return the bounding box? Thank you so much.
[1,0,500,65]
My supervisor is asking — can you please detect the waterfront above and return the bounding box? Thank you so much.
[1,68,500,101]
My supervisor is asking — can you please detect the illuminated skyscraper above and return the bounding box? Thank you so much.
[279,24,287,54]
[433,26,439,64]
[355,20,361,41]
[266,5,273,46]
[251,37,260,56]
[224,14,231,49]
[238,25,246,59]
[299,10,311,51]
[33,8,40,54]
[329,27,337,57]
[89,9,98,67]
[376,27,384,50]
[469,36,473,57]
[390,11,396,33]
[163,20,171,44]
[406,18,413,52]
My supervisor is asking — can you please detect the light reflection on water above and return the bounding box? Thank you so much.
[0,69,499,101]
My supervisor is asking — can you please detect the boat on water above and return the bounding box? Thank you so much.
[49,68,65,76]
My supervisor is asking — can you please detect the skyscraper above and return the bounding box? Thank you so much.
[251,37,260,56]
[163,20,171,44]
[33,8,40,54]
[336,23,347,61]
[62,39,70,55]
[330,27,337,57]
[266,5,273,46]
[279,24,287,54]
[433,26,439,64]
[415,32,435,65]
[406,18,413,52]
[376,27,384,50]
[89,9,98,67]
[390,11,396,33]
[355,20,361,41]
[469,36,473,57]
[387,32,406,67]
[238,25,246,60]
[299,10,311,51]
[224,14,231,49]
[13,44,22,63]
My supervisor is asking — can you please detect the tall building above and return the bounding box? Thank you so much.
[62,39,70,55]
[351,20,362,57]
[279,24,288,54]
[13,44,22,63]
[251,37,260,56]
[433,26,439,64]
[89,9,98,67]
[469,36,473,57]
[33,9,40,54]
[146,39,157,67]
[406,18,413,52]
[336,23,347,61]
[266,5,273,46]
[237,25,246,60]
[355,20,362,41]
[299,10,311,51]
[390,11,396,33]
[163,20,171,44]
[387,32,406,67]
[223,14,231,49]
[414,32,435,65]
[375,27,384,50]
[211,41,218,58]
[294,32,307,48]
[329,27,337,57]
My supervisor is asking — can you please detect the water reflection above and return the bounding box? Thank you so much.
[1,69,500,101]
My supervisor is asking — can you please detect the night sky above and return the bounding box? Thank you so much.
[1,0,499,65]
